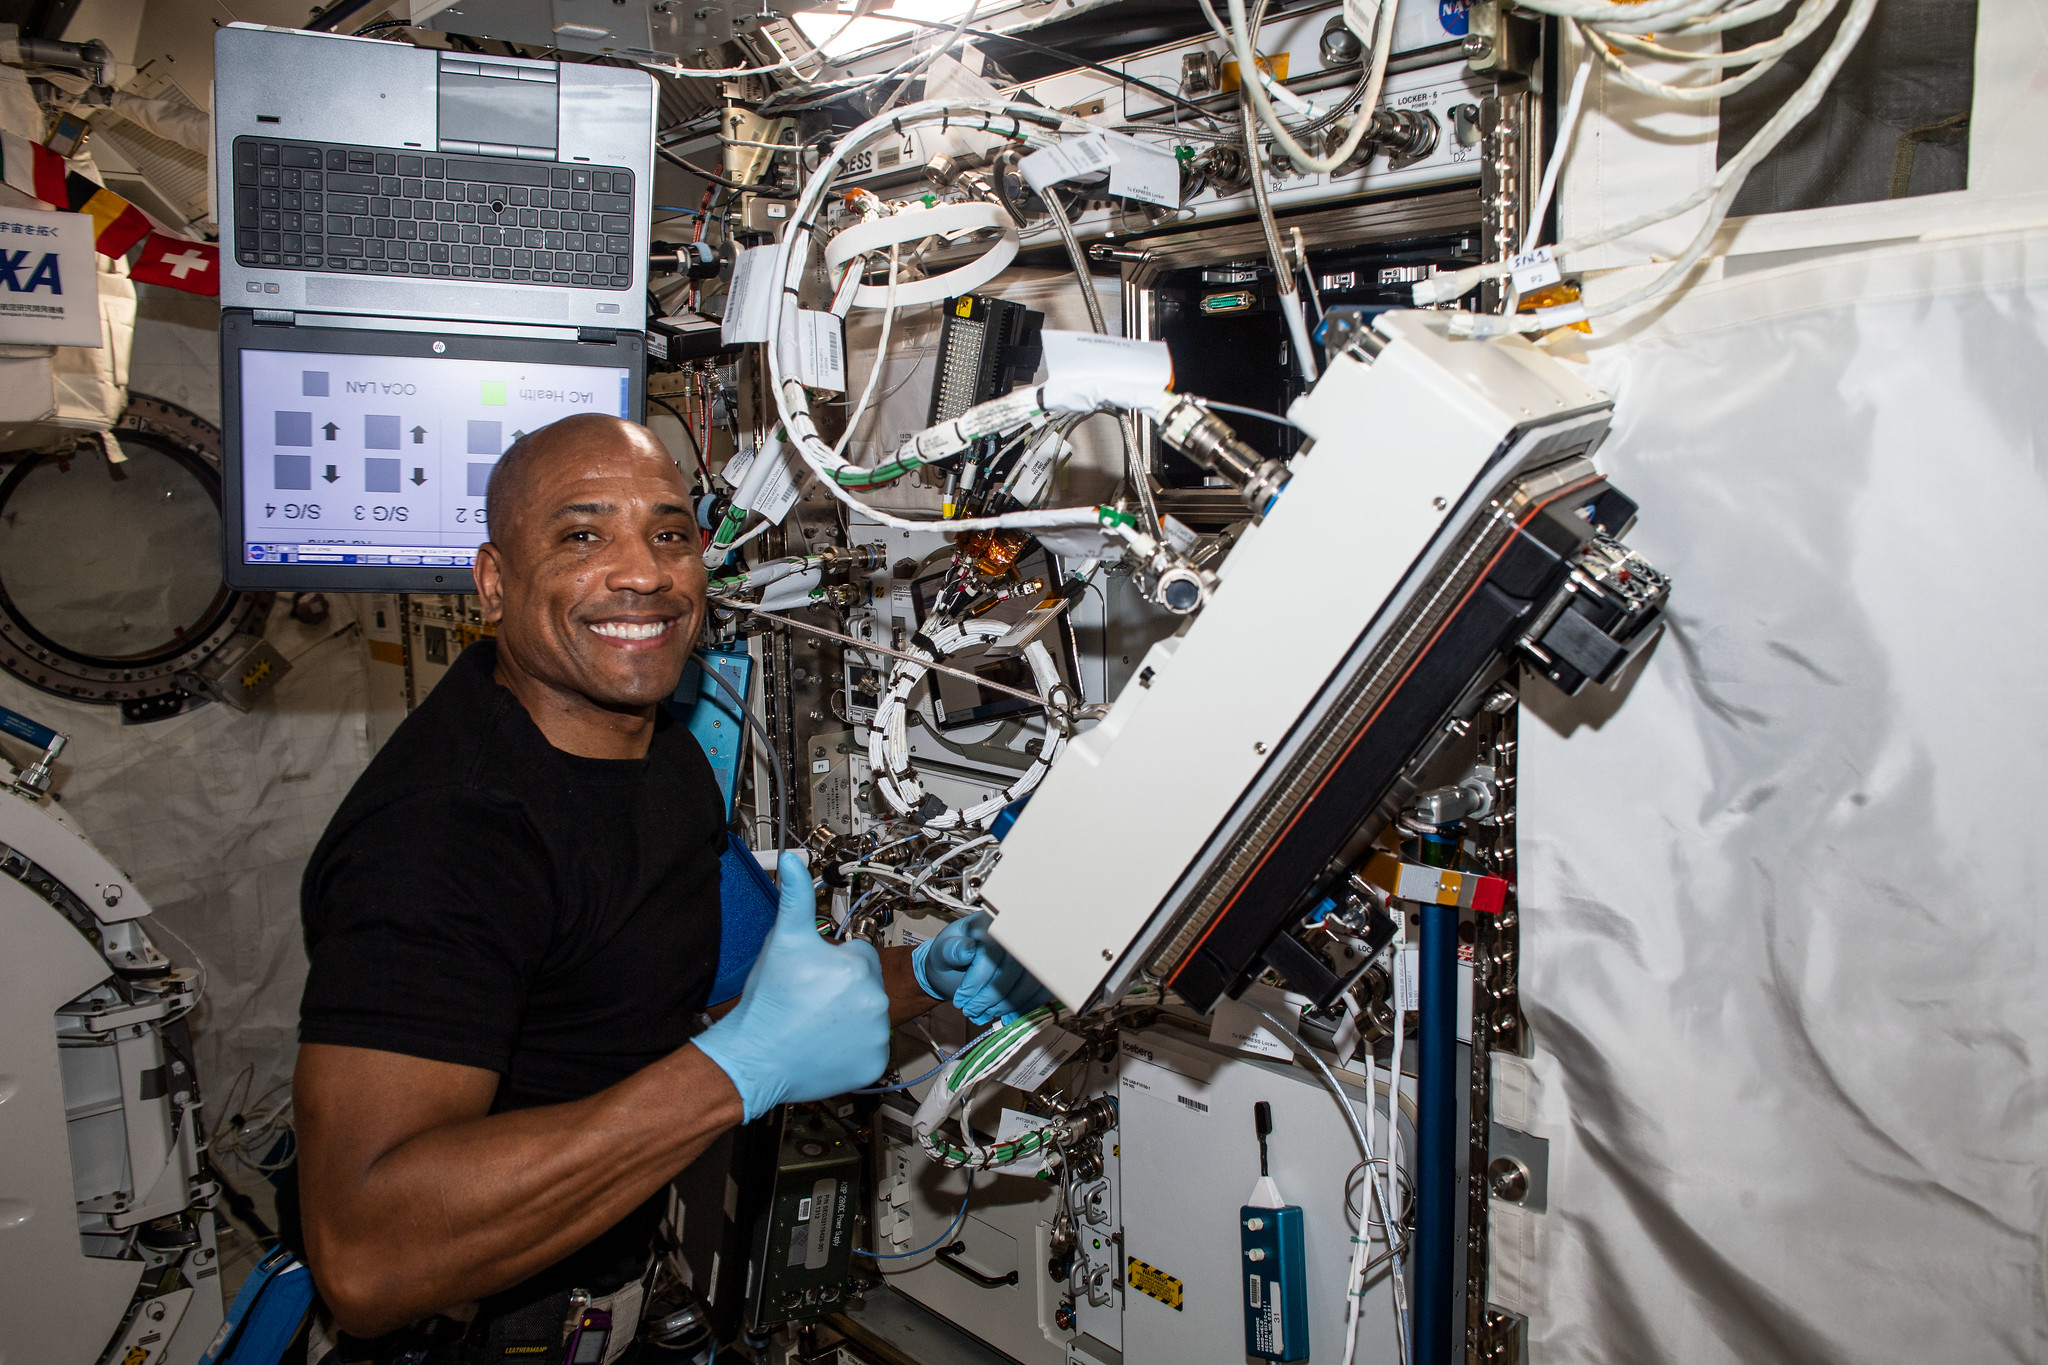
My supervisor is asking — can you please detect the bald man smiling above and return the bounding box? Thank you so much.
[289,415,943,1363]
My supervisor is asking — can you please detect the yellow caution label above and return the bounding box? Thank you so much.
[955,296,974,318]
[1219,52,1289,94]
[1127,1255,1183,1311]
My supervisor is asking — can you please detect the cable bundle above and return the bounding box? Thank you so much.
[910,1004,1064,1170]
[1407,0,1878,333]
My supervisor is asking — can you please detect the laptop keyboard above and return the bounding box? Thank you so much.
[229,137,636,290]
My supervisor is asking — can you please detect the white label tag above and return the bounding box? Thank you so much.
[1458,946,1474,1046]
[783,307,846,392]
[1509,246,1561,293]
[721,244,778,344]
[1208,982,1303,1061]
[720,439,758,491]
[1038,331,1173,413]
[1106,134,1181,208]
[1009,432,1064,506]
[1000,1026,1082,1091]
[1394,946,1419,1012]
[1020,131,1116,192]
[1121,1051,1217,1117]
[1034,524,1120,561]
[991,1107,1050,1175]
[748,440,810,525]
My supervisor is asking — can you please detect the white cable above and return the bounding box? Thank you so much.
[1223,0,1401,175]
[1385,986,1410,1361]
[874,0,982,118]
[1576,0,1840,104]
[1524,52,1593,255]
[869,619,1069,830]
[1417,0,1877,331]
[1251,1003,1409,1365]
[762,98,1149,536]
[833,242,901,463]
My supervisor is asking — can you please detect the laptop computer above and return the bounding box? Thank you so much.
[213,24,656,592]
[213,23,654,330]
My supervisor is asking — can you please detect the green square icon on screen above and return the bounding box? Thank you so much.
[481,380,507,406]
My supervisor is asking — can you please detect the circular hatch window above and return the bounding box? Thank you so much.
[0,396,265,712]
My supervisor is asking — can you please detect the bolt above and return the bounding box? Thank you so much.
[1433,496,1448,510]
[1253,741,1267,754]
[1101,949,1112,961]
[1487,1156,1529,1202]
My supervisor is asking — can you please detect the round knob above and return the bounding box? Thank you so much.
[1487,1156,1530,1203]
[1245,1217,1265,1231]
[1246,1248,1267,1261]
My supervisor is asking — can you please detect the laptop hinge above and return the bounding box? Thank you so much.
[576,327,617,344]
[252,309,295,325]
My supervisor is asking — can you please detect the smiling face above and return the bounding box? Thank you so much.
[474,416,705,744]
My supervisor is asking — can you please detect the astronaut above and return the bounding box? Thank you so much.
[290,414,1044,1361]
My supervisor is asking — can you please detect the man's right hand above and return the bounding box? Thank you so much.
[693,853,890,1120]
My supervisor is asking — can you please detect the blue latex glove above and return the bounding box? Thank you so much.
[694,853,890,1121]
[912,911,1055,1025]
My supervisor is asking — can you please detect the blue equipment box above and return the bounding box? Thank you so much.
[1241,1203,1309,1361]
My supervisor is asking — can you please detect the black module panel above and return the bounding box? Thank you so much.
[1165,469,1660,1012]
[928,293,1045,425]
[1150,231,1483,485]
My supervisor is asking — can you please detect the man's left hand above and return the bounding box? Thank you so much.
[912,911,1055,1024]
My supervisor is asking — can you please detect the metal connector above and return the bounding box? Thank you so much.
[1155,396,1290,516]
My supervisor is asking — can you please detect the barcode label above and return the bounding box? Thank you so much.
[1019,132,1115,192]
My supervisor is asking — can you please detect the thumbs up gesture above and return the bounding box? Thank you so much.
[693,853,891,1121]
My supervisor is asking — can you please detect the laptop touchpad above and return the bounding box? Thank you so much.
[441,71,558,153]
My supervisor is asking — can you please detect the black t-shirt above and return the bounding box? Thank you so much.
[298,638,725,1299]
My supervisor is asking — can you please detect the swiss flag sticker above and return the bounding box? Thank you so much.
[130,232,219,295]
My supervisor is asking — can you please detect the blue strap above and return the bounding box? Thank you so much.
[710,831,777,1005]
[199,1246,314,1365]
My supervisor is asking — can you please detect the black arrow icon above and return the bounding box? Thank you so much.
[411,425,426,444]
[409,467,427,486]
[510,430,527,443]
[321,464,339,483]
[321,422,338,441]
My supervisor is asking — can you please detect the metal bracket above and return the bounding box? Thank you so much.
[1486,1122,1550,1212]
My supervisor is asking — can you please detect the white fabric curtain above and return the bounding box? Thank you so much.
[0,604,373,1134]
[1514,230,2048,1362]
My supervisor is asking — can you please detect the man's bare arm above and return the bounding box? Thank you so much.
[881,943,941,1025]
[295,1041,742,1338]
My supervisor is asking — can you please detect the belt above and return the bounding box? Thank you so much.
[308,1270,648,1365]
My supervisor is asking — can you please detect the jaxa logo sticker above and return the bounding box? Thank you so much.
[0,250,62,295]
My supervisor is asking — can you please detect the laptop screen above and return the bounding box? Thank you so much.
[222,314,645,592]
